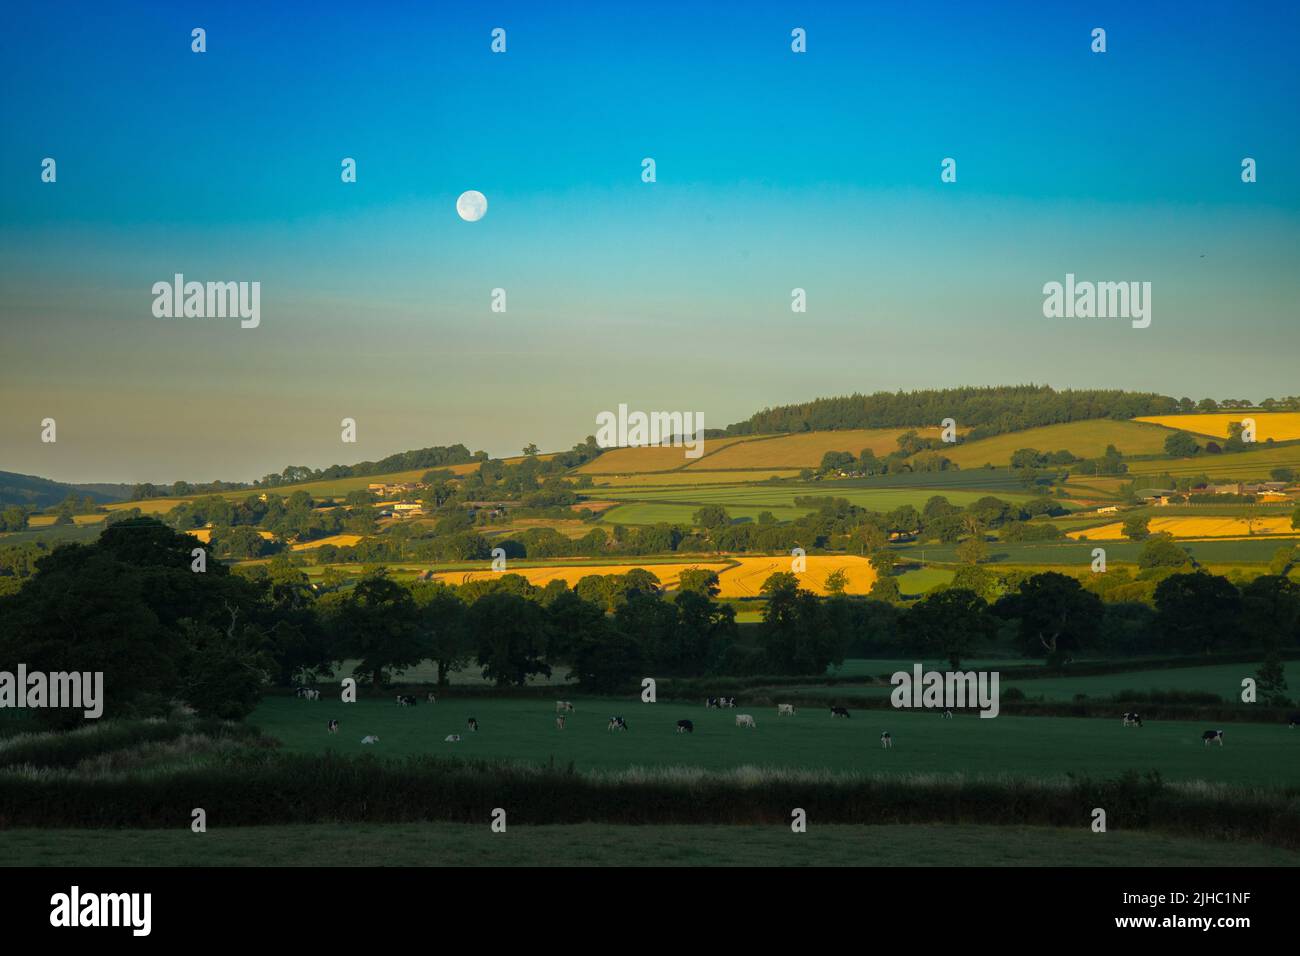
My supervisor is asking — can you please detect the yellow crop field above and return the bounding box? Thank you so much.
[1069,516,1300,541]
[183,528,278,544]
[291,534,364,551]
[1135,413,1300,442]
[427,555,877,597]
[102,498,190,514]
[430,562,732,591]
[576,437,752,475]
[718,555,878,597]
[685,429,950,471]
[940,420,1173,468]
[26,514,106,528]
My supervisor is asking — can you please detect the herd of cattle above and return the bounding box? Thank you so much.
[294,689,1300,747]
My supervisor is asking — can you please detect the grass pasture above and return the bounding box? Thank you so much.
[937,420,1175,469]
[3,822,1292,867]
[252,695,1300,787]
[1125,443,1300,479]
[684,428,947,470]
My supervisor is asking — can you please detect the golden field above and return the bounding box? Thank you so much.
[182,528,278,544]
[1135,412,1300,442]
[290,533,364,551]
[1069,516,1300,541]
[427,555,878,597]
[26,514,106,528]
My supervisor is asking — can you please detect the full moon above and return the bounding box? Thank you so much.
[456,190,488,222]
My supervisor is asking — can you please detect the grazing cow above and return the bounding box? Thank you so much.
[556,701,575,713]
[1203,729,1224,746]
[722,696,737,709]
[327,719,339,734]
[830,706,851,719]
[396,694,418,707]
[676,719,694,734]
[1121,712,1143,728]
[427,692,437,704]
[941,708,953,719]
[303,689,320,700]
[735,714,756,729]
[1288,712,1300,728]
[555,715,567,730]
[467,717,479,732]
[360,735,379,745]
[607,716,628,732]
[706,697,720,709]
[777,704,796,717]
[444,734,461,742]
[880,731,892,749]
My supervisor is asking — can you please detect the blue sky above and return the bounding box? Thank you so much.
[2,0,1297,482]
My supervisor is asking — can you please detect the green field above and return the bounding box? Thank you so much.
[899,537,1292,565]
[939,421,1176,469]
[1125,443,1300,479]
[595,485,1033,525]
[788,661,1300,703]
[252,696,1300,786]
[2,822,1291,867]
[1004,662,1300,703]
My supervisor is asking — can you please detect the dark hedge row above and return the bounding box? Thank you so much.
[1,756,1296,850]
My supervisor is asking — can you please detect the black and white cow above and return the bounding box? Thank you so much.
[396,694,418,707]
[467,717,479,732]
[427,692,437,704]
[706,697,720,709]
[880,731,892,749]
[830,705,851,719]
[1202,729,1224,746]
[676,719,694,734]
[607,716,628,732]
[1121,712,1143,728]
[941,708,953,719]
[722,696,737,708]
[327,719,339,734]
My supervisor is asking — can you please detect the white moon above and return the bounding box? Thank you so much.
[456,190,488,222]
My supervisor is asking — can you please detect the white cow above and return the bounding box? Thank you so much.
[556,701,575,713]
[360,735,379,745]
[880,732,892,749]
[444,734,462,742]
[777,704,796,717]
[735,714,756,729]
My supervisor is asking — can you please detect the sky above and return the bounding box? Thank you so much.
[1,0,1297,484]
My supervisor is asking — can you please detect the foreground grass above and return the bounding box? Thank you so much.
[3,822,1296,866]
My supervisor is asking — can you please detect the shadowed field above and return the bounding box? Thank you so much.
[3,822,1294,866]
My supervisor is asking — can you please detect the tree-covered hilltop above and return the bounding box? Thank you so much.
[724,386,1181,438]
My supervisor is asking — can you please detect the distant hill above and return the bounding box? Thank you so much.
[0,472,129,509]
[725,385,1179,437]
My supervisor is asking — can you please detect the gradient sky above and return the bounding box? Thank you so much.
[2,0,1297,484]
